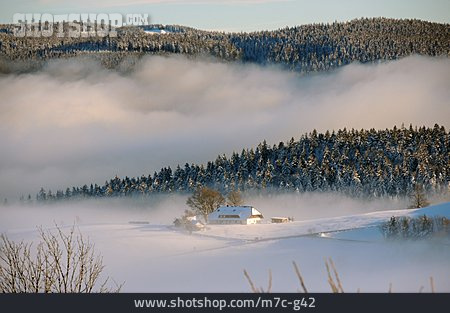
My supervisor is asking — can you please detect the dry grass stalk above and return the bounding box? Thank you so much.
[292,261,308,293]
[243,269,259,293]
[325,261,339,293]
[328,258,344,293]
[266,270,272,293]
[325,258,344,293]
[243,269,272,293]
[243,260,437,293]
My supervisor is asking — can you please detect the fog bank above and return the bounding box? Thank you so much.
[0,55,449,199]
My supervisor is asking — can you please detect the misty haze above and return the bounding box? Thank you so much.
[0,15,449,295]
[0,56,449,199]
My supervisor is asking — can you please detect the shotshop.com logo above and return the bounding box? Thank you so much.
[12,13,150,37]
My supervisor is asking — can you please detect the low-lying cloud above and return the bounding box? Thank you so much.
[0,55,449,199]
[0,192,409,233]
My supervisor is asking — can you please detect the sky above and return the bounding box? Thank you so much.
[0,0,448,31]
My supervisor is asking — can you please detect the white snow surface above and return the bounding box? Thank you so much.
[144,29,169,34]
[1,202,449,292]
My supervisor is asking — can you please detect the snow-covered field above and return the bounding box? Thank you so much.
[1,201,449,292]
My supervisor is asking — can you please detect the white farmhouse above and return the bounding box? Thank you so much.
[208,206,264,225]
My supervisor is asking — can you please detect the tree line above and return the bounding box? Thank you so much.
[1,18,449,73]
[34,124,449,202]
[380,215,449,239]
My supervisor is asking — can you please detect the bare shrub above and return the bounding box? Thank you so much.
[0,225,122,293]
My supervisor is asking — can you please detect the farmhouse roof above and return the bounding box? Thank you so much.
[208,206,263,221]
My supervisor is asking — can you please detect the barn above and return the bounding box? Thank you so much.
[208,206,264,225]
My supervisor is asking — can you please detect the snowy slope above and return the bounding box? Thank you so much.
[412,202,450,218]
[2,202,449,292]
[197,204,449,241]
[327,202,450,242]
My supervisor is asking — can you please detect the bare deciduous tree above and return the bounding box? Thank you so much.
[0,225,122,293]
[227,190,244,206]
[409,184,430,209]
[186,186,225,222]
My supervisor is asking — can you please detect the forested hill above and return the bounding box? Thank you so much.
[1,18,449,73]
[36,125,449,202]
